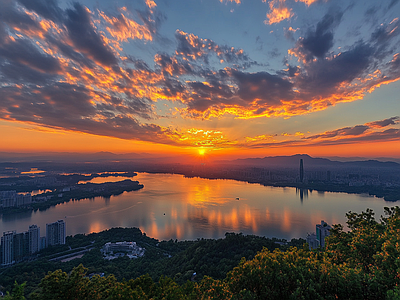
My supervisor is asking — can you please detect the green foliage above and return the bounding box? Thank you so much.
[2,207,400,300]
[387,286,400,300]
[3,281,26,300]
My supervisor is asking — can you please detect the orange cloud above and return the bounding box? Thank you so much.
[220,0,241,3]
[1,0,399,155]
[145,0,157,9]
[167,128,238,148]
[265,0,293,25]
[99,10,153,42]
[295,0,318,6]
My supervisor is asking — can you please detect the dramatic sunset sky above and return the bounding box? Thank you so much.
[0,0,399,159]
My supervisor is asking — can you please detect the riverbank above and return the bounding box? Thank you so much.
[0,178,144,214]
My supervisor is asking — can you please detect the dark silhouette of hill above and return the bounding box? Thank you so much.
[222,154,400,169]
[1,152,399,170]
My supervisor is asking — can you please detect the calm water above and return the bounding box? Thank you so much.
[0,173,396,241]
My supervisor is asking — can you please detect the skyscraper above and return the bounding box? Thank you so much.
[46,220,66,247]
[1,231,15,266]
[13,231,29,263]
[300,159,304,183]
[28,225,40,254]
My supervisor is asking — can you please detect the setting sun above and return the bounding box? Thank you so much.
[198,148,206,156]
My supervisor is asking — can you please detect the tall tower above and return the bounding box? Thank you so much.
[300,159,304,183]
[46,220,66,247]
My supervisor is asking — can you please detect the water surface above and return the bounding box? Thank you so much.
[0,173,395,241]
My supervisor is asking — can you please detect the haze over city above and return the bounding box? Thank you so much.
[0,0,399,161]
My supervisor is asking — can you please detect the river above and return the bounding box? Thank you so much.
[0,172,396,241]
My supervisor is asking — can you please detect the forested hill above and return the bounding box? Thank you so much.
[3,207,400,299]
[0,228,301,298]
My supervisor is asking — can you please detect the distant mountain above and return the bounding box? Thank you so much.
[220,154,400,169]
[324,156,400,164]
[1,152,399,169]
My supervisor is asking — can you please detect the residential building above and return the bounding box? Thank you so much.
[28,225,40,254]
[1,231,15,266]
[46,220,66,246]
[13,232,29,263]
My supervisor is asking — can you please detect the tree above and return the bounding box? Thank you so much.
[3,281,26,300]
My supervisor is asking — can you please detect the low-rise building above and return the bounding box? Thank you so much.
[101,241,145,260]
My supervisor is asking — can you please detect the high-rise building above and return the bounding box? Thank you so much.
[40,237,47,250]
[46,220,66,246]
[316,220,331,248]
[299,159,304,182]
[1,231,16,266]
[13,232,29,263]
[28,225,40,254]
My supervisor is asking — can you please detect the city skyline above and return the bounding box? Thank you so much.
[0,0,399,160]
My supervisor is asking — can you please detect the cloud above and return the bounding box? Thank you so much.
[0,83,177,145]
[168,128,237,148]
[284,27,298,41]
[242,117,400,148]
[366,116,399,128]
[0,0,400,150]
[175,30,249,64]
[295,0,319,5]
[299,117,400,145]
[291,9,343,62]
[370,18,400,59]
[0,38,62,74]
[0,1,173,145]
[99,8,153,42]
[64,3,118,67]
[265,0,294,25]
[15,0,63,22]
[145,0,157,10]
[155,53,195,76]
[295,42,374,97]
[305,125,369,140]
[232,70,294,105]
[220,0,241,4]
[264,0,319,25]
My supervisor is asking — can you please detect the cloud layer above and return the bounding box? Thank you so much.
[0,0,399,150]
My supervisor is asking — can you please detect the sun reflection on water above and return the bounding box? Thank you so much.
[0,173,395,242]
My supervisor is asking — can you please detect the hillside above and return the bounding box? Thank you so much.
[2,207,400,299]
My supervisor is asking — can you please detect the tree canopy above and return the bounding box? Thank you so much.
[5,207,400,299]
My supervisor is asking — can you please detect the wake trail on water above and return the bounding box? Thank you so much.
[65,202,141,218]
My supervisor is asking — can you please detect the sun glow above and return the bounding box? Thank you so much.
[198,148,206,156]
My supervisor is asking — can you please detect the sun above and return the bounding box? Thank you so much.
[198,148,206,156]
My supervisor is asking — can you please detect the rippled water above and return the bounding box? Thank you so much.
[0,173,396,241]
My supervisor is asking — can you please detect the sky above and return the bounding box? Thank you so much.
[0,0,399,160]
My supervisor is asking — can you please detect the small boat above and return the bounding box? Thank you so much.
[236,197,240,200]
